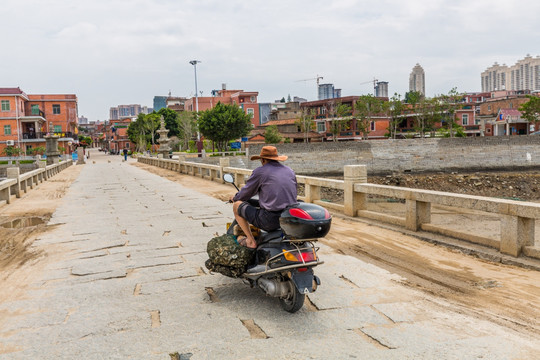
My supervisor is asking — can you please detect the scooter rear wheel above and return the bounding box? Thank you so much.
[279,282,305,313]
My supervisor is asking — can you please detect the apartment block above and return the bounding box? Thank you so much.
[184,85,260,127]
[1,87,78,154]
[481,55,540,92]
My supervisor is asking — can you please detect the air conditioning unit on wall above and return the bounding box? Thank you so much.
[6,140,15,146]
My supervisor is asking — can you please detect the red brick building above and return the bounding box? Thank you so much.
[0,87,78,155]
[300,96,390,141]
[184,87,260,127]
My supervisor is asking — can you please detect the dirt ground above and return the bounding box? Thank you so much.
[1,159,539,340]
[0,164,84,313]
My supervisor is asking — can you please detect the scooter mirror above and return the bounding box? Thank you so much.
[223,173,234,184]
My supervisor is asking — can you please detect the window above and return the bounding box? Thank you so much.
[462,114,469,126]
[31,104,40,115]
[370,121,375,131]
[54,125,62,133]
[4,125,11,135]
[53,104,61,114]
[246,108,254,118]
[250,96,256,103]
[475,118,480,125]
[1,100,10,111]
[317,122,326,132]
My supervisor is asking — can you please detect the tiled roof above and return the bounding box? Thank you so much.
[499,108,522,117]
[261,118,298,126]
[0,87,24,95]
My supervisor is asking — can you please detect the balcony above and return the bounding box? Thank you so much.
[21,132,77,140]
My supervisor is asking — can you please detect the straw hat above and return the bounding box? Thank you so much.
[250,146,288,161]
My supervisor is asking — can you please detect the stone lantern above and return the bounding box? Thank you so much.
[44,122,60,165]
[156,116,171,159]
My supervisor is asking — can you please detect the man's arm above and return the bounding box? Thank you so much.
[232,169,261,202]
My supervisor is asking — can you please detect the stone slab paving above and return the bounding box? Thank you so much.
[1,154,539,359]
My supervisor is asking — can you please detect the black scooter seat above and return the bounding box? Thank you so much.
[258,229,283,245]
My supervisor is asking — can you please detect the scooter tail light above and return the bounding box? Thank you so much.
[324,209,331,219]
[282,250,299,262]
[301,249,317,262]
[288,208,313,220]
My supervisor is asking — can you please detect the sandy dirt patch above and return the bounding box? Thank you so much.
[132,161,540,337]
[0,163,83,312]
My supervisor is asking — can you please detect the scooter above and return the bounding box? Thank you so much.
[223,173,332,313]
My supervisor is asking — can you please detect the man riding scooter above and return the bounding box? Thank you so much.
[229,146,297,248]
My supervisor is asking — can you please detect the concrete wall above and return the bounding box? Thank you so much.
[181,137,540,175]
[250,137,540,175]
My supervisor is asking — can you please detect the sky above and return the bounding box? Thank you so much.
[2,0,539,121]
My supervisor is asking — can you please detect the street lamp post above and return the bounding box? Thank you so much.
[189,60,201,141]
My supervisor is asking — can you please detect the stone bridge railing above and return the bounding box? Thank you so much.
[137,156,539,260]
[0,160,73,206]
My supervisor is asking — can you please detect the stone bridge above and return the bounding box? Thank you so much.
[0,150,538,359]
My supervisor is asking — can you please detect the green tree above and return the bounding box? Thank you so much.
[78,135,92,147]
[177,111,197,151]
[518,95,540,133]
[264,125,283,144]
[197,102,252,152]
[413,97,439,137]
[385,93,405,139]
[436,88,463,138]
[296,108,315,143]
[3,146,21,156]
[128,113,150,152]
[157,108,180,137]
[404,91,422,104]
[355,95,385,140]
[437,123,466,137]
[327,101,352,142]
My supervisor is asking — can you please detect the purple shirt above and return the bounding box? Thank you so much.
[233,161,297,211]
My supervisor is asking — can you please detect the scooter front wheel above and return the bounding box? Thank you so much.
[279,282,305,313]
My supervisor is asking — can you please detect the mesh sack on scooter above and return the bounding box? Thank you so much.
[204,259,246,278]
[205,234,255,277]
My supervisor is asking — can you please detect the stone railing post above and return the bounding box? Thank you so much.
[405,196,431,231]
[77,147,86,165]
[344,165,367,217]
[7,167,21,199]
[178,155,186,174]
[219,158,230,183]
[38,161,47,182]
[304,180,321,204]
[500,215,534,257]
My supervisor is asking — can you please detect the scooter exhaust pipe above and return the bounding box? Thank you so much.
[257,278,291,298]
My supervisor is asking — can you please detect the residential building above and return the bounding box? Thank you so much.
[481,55,540,92]
[375,81,389,98]
[489,109,529,136]
[107,118,133,153]
[318,84,335,100]
[184,85,260,127]
[166,96,186,115]
[109,104,145,120]
[153,96,167,112]
[257,118,323,143]
[1,87,78,154]
[300,96,390,141]
[409,63,425,95]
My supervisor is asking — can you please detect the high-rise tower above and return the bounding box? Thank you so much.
[409,63,425,95]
